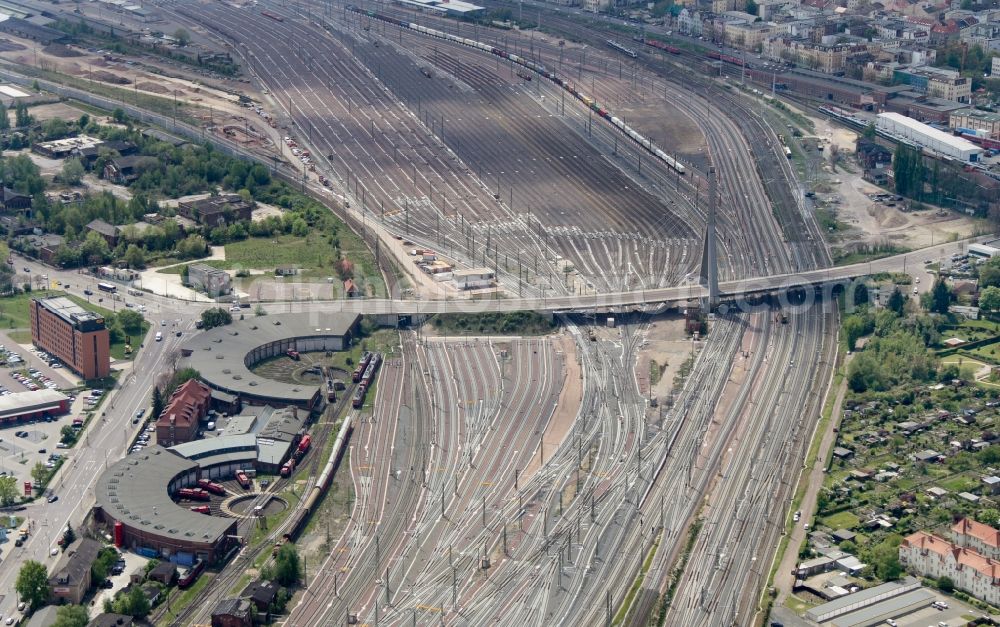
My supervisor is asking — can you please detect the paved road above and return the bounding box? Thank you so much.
[0,257,200,623]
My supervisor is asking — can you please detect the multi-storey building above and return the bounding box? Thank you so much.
[952,518,1000,560]
[156,379,212,447]
[899,531,1000,606]
[30,296,110,380]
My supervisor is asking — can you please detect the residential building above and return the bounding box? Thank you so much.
[187,263,232,297]
[725,21,778,50]
[893,67,971,103]
[177,194,252,227]
[994,56,1000,77]
[30,296,110,379]
[763,38,862,73]
[86,219,120,246]
[156,379,212,446]
[211,598,253,627]
[242,579,279,615]
[952,518,1000,560]
[949,109,1000,138]
[48,538,102,605]
[899,531,1000,606]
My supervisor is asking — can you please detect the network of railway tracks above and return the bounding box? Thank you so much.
[136,1,843,624]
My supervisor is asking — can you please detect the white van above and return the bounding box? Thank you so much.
[155,331,163,342]
[206,421,215,431]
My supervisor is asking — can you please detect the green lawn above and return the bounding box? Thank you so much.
[940,475,978,494]
[821,510,860,530]
[225,234,333,272]
[0,290,43,330]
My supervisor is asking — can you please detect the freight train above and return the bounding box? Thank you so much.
[284,415,354,539]
[643,38,682,55]
[345,5,686,175]
[352,352,382,409]
[707,50,746,67]
[606,39,638,58]
[352,351,372,383]
[261,10,284,22]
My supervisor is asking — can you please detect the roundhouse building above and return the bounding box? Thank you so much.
[93,446,237,564]
[179,313,360,410]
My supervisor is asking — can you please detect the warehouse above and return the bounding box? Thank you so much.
[179,313,360,410]
[92,446,237,564]
[0,389,69,425]
[876,112,983,163]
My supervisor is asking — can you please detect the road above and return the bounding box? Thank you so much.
[0,256,200,622]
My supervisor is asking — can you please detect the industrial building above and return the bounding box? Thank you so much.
[187,263,232,297]
[92,446,238,564]
[876,112,983,163]
[179,313,360,409]
[949,108,1000,138]
[0,389,69,425]
[170,406,307,475]
[453,268,495,290]
[30,296,110,380]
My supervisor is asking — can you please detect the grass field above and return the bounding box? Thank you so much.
[226,234,332,272]
[821,510,860,530]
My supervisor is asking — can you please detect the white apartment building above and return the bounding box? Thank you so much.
[952,518,1000,561]
[899,531,1000,606]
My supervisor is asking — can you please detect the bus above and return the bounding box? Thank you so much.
[97,282,117,293]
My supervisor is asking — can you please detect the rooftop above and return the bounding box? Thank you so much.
[34,296,103,327]
[179,313,359,404]
[952,108,1000,124]
[0,388,67,419]
[903,531,1000,579]
[952,517,1000,549]
[878,112,982,153]
[94,446,235,547]
[50,537,101,587]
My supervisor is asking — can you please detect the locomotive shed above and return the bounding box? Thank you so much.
[93,446,238,564]
[178,313,360,410]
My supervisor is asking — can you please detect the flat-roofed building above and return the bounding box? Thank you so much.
[0,389,69,425]
[30,296,110,379]
[950,108,1000,137]
[187,263,232,297]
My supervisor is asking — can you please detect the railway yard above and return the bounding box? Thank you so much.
[0,0,926,624]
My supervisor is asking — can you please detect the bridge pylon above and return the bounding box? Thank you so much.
[698,165,720,310]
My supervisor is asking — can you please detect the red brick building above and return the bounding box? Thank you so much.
[30,296,110,380]
[156,379,211,446]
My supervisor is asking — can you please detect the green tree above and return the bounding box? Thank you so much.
[173,28,191,46]
[112,584,150,618]
[41,118,69,140]
[865,534,904,581]
[862,123,876,139]
[980,257,1000,288]
[978,508,1000,527]
[59,424,76,445]
[53,604,89,627]
[61,523,76,548]
[200,307,233,330]
[0,102,10,131]
[0,475,17,506]
[60,158,84,185]
[112,108,126,124]
[273,542,301,586]
[152,385,164,419]
[14,102,31,128]
[91,547,118,582]
[745,0,758,13]
[80,231,112,266]
[887,287,905,315]
[15,560,49,610]
[123,244,145,269]
[936,576,955,593]
[77,113,90,130]
[930,278,951,314]
[116,309,144,336]
[853,282,869,308]
[30,461,48,488]
[981,285,1000,312]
